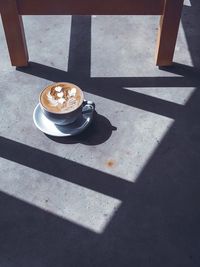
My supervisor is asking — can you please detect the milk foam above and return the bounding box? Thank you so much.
[44,85,79,112]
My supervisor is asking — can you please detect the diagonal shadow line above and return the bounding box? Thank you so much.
[10,14,199,204]
[67,16,199,82]
[17,15,199,119]
[17,61,200,88]
[17,62,190,119]
[1,12,200,266]
[159,62,200,77]
[0,136,133,200]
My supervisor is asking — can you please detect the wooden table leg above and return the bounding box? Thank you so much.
[155,0,184,66]
[1,0,28,67]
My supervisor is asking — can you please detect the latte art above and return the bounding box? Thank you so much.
[40,83,84,113]
[47,86,77,108]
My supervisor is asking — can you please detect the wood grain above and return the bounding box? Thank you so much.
[0,0,183,67]
[1,0,28,66]
[17,0,164,15]
[155,0,184,66]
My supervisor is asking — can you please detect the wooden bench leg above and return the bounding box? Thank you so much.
[155,0,184,66]
[1,0,28,67]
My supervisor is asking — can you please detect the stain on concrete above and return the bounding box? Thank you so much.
[106,159,116,168]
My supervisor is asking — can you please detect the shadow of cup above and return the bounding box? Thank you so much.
[46,111,117,145]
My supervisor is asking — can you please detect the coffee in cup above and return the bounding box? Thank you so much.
[39,82,84,125]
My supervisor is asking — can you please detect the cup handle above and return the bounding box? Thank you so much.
[82,100,95,114]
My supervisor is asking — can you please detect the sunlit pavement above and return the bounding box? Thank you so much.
[0,2,200,266]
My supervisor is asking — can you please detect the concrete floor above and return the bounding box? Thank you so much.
[0,1,200,266]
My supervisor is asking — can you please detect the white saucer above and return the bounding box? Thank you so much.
[33,101,95,137]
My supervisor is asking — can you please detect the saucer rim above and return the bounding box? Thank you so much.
[33,102,94,137]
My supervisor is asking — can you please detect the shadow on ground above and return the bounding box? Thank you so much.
[1,87,200,266]
[47,111,117,145]
[1,1,200,266]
